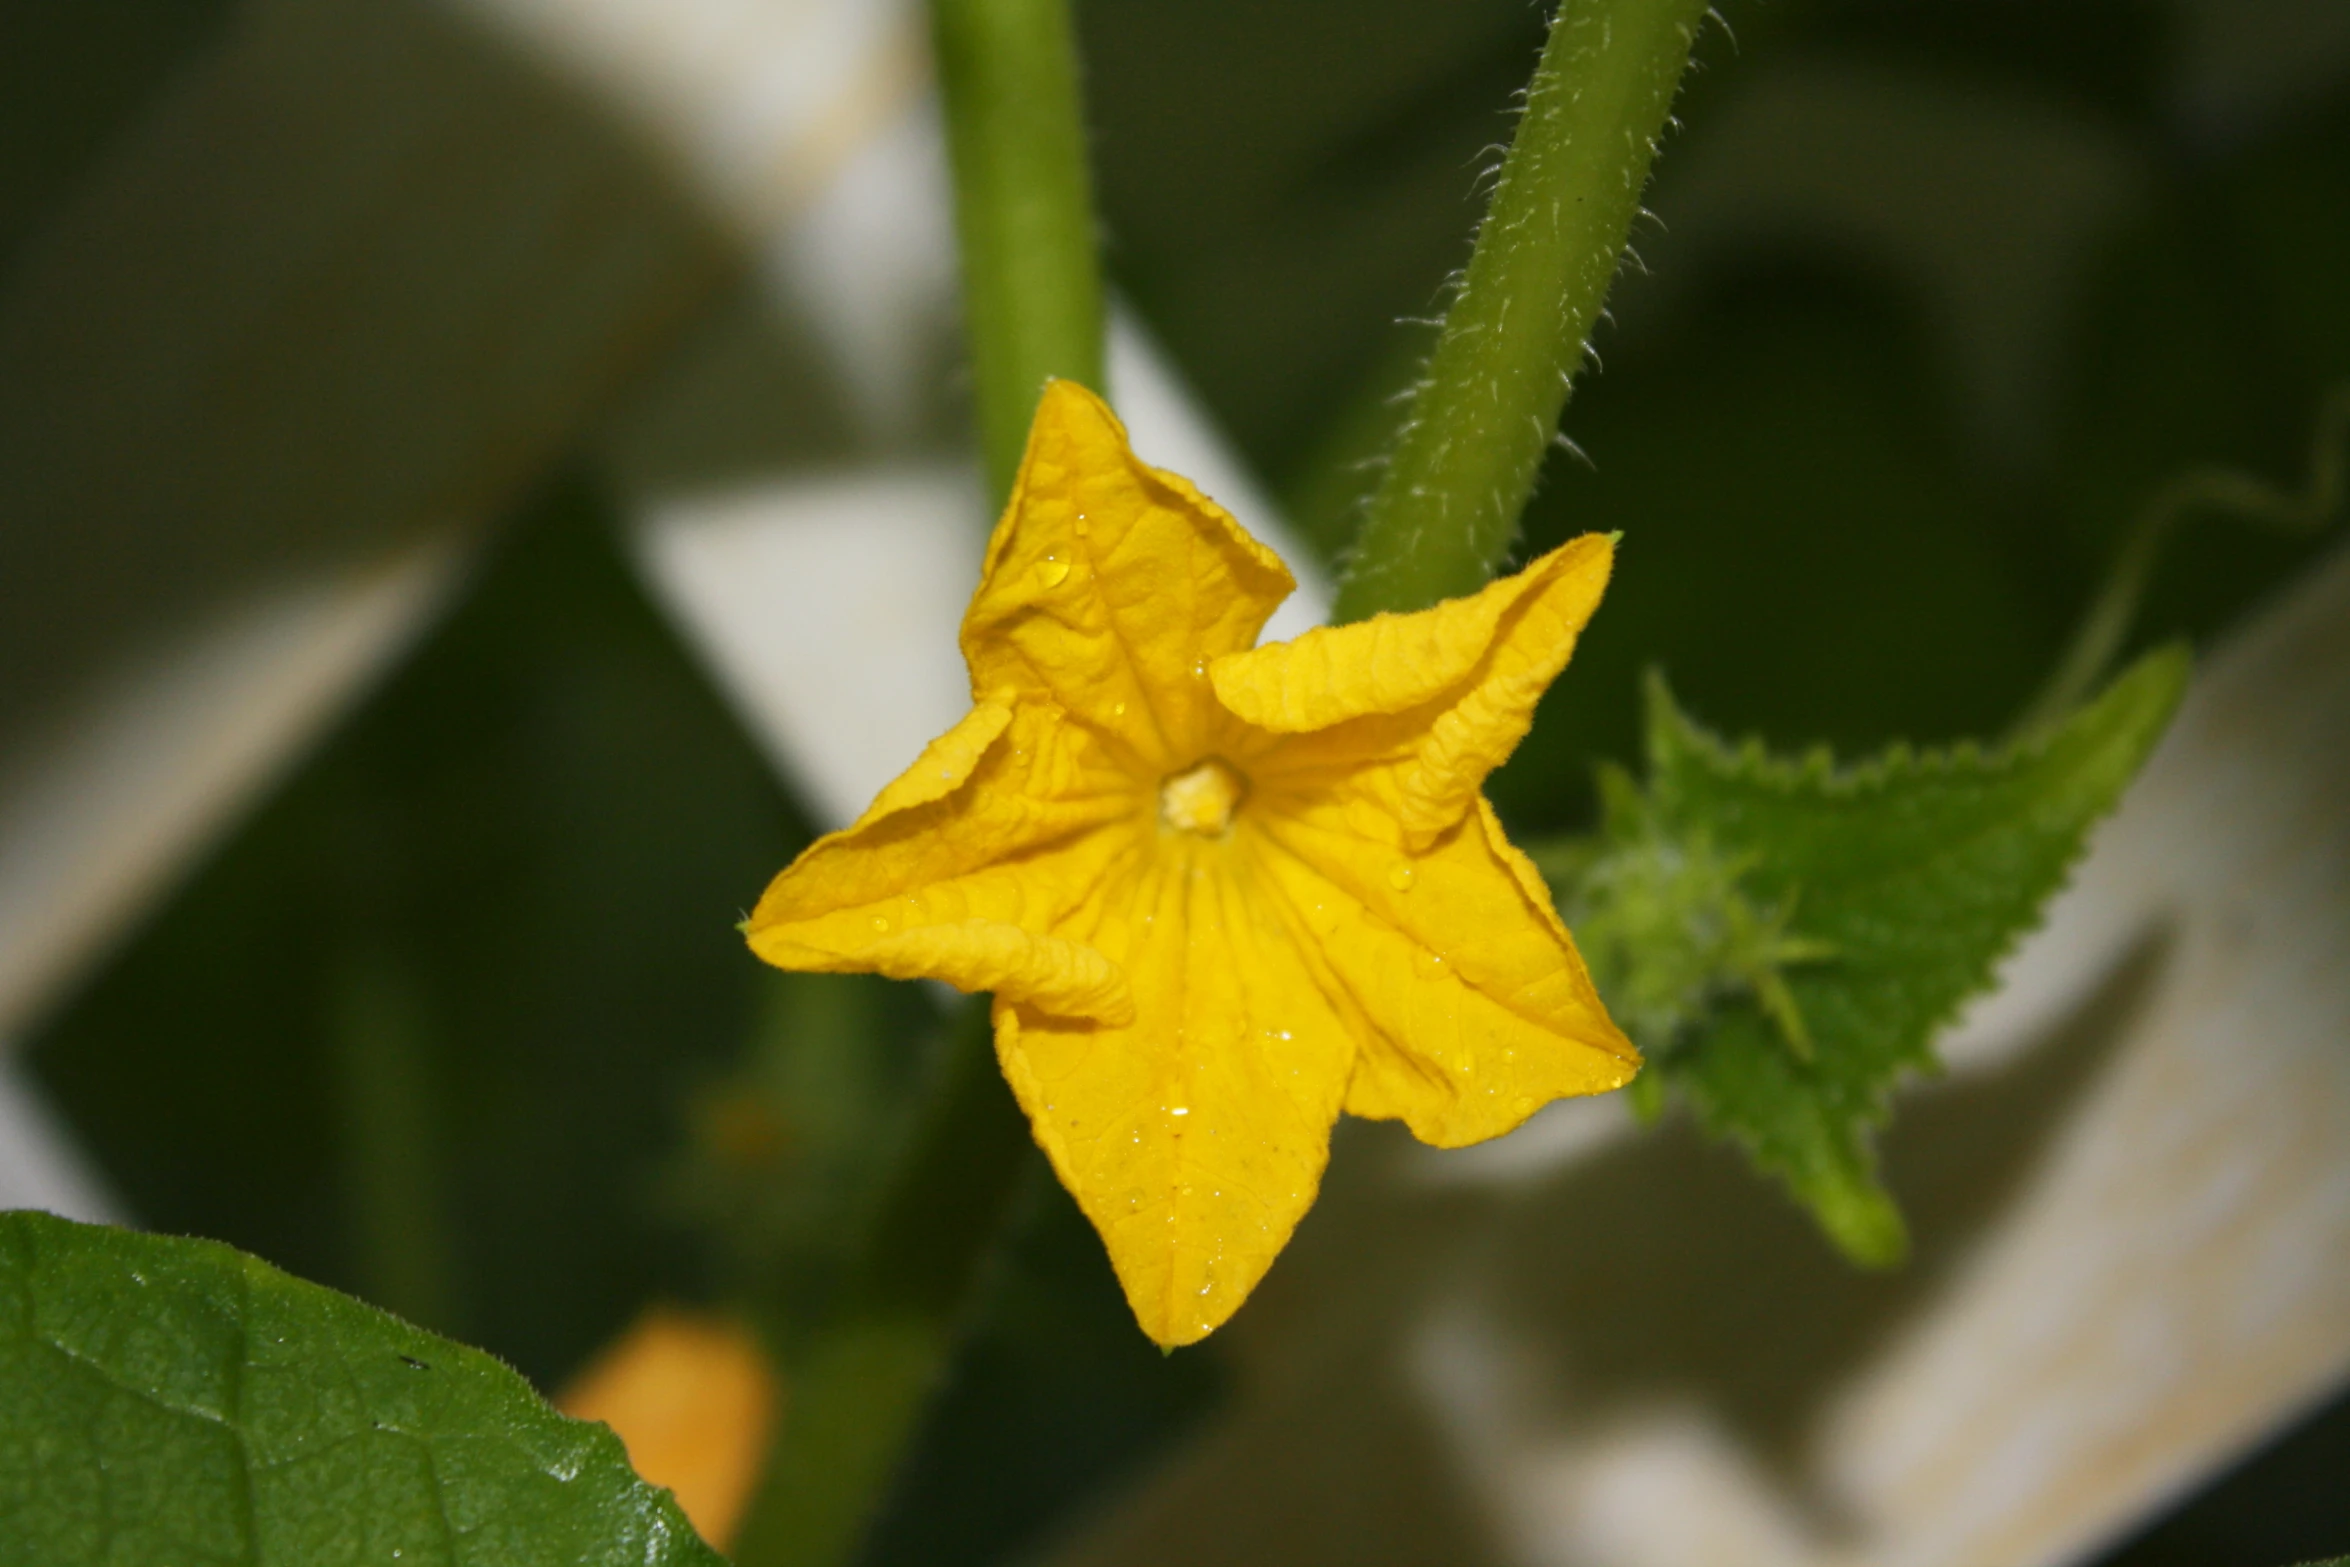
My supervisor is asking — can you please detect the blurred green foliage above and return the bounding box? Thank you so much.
[664,971,935,1328]
[31,480,808,1382]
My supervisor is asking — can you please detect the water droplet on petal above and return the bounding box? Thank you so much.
[1036,555,1071,587]
[1113,701,1127,717]
[1074,510,1091,535]
[1388,863,1417,891]
[1170,1106,1189,1117]
[871,915,890,933]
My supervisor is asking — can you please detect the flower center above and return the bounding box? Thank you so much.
[1158,757,1248,837]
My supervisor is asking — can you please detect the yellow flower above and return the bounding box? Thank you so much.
[746,381,1637,1345]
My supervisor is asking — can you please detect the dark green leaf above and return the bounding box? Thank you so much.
[1633,646,2187,1263]
[0,1211,723,1567]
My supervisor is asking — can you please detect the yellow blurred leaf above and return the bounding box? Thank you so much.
[558,1307,779,1551]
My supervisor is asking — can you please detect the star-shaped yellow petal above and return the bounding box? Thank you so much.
[746,380,1637,1346]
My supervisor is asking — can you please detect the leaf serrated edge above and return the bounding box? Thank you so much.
[1643,645,2190,800]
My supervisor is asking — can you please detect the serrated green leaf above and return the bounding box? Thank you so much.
[0,1211,724,1567]
[1640,645,2190,1264]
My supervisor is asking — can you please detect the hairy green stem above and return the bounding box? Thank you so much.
[1335,0,1711,622]
[933,0,1105,502]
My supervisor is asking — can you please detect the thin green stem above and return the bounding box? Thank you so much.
[1334,0,1711,622]
[2008,382,2349,740]
[932,0,1105,502]
[731,9,1105,1562]
[329,947,457,1334]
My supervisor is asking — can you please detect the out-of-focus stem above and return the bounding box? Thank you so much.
[730,7,1106,1563]
[932,0,1105,503]
[330,947,458,1334]
[727,999,1032,1567]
